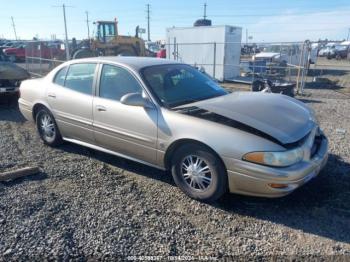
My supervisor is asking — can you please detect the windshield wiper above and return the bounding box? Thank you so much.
[170,98,200,109]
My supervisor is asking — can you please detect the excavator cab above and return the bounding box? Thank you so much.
[95,20,118,43]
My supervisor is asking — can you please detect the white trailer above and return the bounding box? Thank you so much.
[166,25,242,81]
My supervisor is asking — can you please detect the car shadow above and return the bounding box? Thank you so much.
[309,68,349,77]
[60,142,350,244]
[60,142,173,185]
[304,78,345,90]
[0,99,26,123]
[215,153,350,244]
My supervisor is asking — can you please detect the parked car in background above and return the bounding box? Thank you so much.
[327,42,350,60]
[253,43,316,68]
[318,43,336,57]
[19,57,328,202]
[25,41,65,60]
[3,43,27,62]
[0,41,16,49]
[0,61,30,103]
[145,41,161,57]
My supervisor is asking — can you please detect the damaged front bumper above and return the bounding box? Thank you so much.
[223,134,329,198]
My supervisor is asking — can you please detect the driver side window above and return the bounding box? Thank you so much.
[99,64,142,101]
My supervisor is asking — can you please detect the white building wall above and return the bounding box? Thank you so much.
[166,25,242,81]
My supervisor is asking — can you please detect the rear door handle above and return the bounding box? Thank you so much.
[48,93,56,98]
[96,105,107,112]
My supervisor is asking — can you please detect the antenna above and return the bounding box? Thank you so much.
[203,3,207,20]
[11,16,18,40]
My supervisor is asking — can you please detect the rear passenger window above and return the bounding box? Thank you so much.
[99,64,142,101]
[53,67,68,86]
[64,63,96,95]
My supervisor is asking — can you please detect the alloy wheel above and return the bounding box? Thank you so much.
[181,155,212,191]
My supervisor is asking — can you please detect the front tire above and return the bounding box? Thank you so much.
[116,47,137,56]
[171,144,227,202]
[36,108,62,146]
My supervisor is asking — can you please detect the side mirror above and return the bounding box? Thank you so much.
[120,93,154,108]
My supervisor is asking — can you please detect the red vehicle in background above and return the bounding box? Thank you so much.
[4,41,65,62]
[156,44,166,58]
[2,43,26,62]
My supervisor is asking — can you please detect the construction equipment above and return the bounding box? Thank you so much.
[72,19,146,59]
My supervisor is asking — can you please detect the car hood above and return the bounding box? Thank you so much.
[255,52,280,58]
[3,47,19,52]
[183,92,315,145]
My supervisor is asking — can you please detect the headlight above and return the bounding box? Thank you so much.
[243,147,304,167]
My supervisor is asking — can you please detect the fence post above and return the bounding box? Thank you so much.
[252,46,255,84]
[213,42,216,79]
[173,37,176,60]
[296,41,305,94]
[25,44,28,71]
[31,42,34,75]
[167,39,170,59]
[288,45,292,82]
[176,42,179,61]
[39,43,42,76]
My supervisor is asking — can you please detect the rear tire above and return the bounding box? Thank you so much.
[251,80,265,92]
[170,143,227,202]
[72,49,96,59]
[36,108,63,146]
[116,47,137,56]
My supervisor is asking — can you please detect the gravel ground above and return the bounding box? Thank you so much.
[0,87,349,261]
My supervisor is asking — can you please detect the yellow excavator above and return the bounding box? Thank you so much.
[72,19,146,59]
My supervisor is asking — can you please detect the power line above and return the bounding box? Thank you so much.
[11,16,18,40]
[146,4,150,41]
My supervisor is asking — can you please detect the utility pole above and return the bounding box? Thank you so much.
[203,3,207,19]
[11,16,18,40]
[85,11,90,40]
[62,4,70,60]
[347,28,350,41]
[54,4,72,60]
[146,4,150,41]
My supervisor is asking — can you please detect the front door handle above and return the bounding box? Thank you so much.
[96,105,107,112]
[48,93,56,98]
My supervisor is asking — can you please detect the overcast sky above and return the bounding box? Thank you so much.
[0,0,349,43]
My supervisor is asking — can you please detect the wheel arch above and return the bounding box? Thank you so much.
[163,138,227,172]
[32,102,51,122]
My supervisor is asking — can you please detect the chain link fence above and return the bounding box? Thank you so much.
[23,40,350,97]
[24,41,67,77]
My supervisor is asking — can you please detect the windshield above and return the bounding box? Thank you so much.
[141,64,228,108]
[146,43,160,53]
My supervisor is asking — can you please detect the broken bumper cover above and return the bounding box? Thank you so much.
[224,135,328,198]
